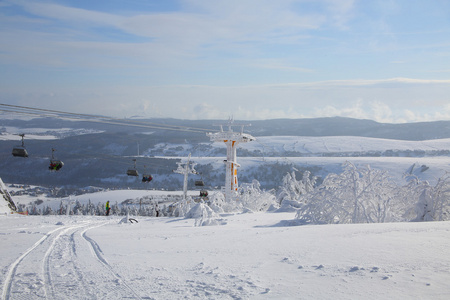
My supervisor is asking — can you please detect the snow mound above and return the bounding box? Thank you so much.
[196,218,227,226]
[185,203,227,226]
[276,200,302,212]
[185,203,217,219]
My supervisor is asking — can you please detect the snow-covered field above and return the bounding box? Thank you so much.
[244,136,450,155]
[2,119,450,299]
[0,127,103,141]
[1,209,450,299]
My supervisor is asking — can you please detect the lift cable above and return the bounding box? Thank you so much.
[0,103,213,134]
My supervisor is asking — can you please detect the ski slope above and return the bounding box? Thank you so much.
[1,212,450,299]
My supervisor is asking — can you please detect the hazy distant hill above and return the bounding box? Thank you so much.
[2,115,450,140]
[134,117,450,140]
[1,115,450,192]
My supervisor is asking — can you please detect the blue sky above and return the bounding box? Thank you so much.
[1,0,450,122]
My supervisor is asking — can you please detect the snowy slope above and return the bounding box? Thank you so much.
[244,136,450,155]
[1,212,449,299]
[147,136,450,157]
[0,126,103,140]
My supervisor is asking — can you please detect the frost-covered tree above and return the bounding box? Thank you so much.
[200,180,276,214]
[277,170,316,204]
[43,205,53,215]
[237,179,277,212]
[409,173,450,221]
[171,196,196,217]
[72,200,83,215]
[207,192,226,213]
[96,202,106,216]
[296,162,400,224]
[110,201,120,216]
[87,199,95,215]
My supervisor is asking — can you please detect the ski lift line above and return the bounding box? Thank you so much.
[0,108,46,119]
[61,152,174,170]
[1,103,203,131]
[0,103,113,120]
[1,108,206,133]
[0,104,212,133]
[3,135,175,170]
[91,153,179,170]
[4,145,174,170]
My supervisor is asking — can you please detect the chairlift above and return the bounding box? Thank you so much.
[49,148,64,171]
[127,159,139,177]
[142,174,153,182]
[141,165,152,182]
[199,190,208,197]
[12,134,29,158]
[194,180,205,187]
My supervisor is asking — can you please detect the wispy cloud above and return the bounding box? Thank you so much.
[1,1,450,123]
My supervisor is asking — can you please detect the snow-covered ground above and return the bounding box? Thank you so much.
[248,136,450,154]
[0,127,103,141]
[1,210,450,299]
[2,120,450,299]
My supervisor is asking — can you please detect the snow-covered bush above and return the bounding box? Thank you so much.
[237,180,277,212]
[277,170,316,204]
[277,170,317,212]
[185,202,227,226]
[295,162,402,224]
[205,180,277,214]
[207,192,226,213]
[170,196,196,217]
[407,173,450,221]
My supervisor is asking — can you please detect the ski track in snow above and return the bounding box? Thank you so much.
[1,220,144,300]
[2,226,64,300]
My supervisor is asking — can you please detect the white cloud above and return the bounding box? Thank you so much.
[314,100,368,120]
[191,103,225,120]
[16,0,122,27]
[370,101,393,123]
[2,77,450,123]
[2,1,450,124]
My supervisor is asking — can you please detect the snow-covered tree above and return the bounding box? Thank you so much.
[171,196,196,217]
[296,162,400,224]
[237,180,277,212]
[110,201,120,216]
[409,173,450,221]
[72,200,83,215]
[277,170,316,204]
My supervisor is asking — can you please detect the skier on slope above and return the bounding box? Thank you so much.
[105,201,111,216]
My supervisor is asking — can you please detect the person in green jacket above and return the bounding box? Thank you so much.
[105,201,111,216]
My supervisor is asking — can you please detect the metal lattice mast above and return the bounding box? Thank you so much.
[207,119,255,202]
[173,153,197,200]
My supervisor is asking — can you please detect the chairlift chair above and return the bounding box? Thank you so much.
[127,159,139,177]
[199,190,208,197]
[142,174,153,182]
[49,160,64,171]
[12,134,28,158]
[127,169,139,176]
[141,165,153,182]
[194,180,204,187]
[49,148,64,171]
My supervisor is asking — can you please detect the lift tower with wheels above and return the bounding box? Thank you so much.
[173,153,197,201]
[207,120,255,202]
